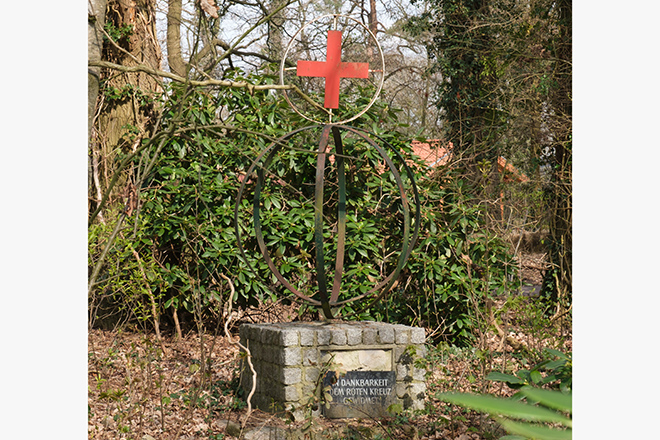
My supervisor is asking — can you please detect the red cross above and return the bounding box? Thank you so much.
[296,30,369,109]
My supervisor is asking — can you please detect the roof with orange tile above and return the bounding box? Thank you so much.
[497,156,529,183]
[411,139,528,183]
[410,139,453,167]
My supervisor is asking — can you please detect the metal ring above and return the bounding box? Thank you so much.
[234,125,420,318]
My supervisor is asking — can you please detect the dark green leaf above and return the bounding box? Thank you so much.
[438,393,572,426]
[486,372,524,384]
[498,419,572,440]
[519,387,572,413]
[529,370,543,384]
[544,348,568,359]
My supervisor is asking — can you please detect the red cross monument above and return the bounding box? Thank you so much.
[296,30,369,109]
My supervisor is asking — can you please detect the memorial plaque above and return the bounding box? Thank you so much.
[322,370,396,418]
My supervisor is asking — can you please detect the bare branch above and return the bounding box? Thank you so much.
[89,59,327,112]
[192,38,290,67]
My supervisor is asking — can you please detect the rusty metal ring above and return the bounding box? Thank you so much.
[234,124,420,319]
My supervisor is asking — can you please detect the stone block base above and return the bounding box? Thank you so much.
[239,321,426,420]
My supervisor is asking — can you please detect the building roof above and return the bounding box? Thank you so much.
[410,139,453,168]
[411,139,529,183]
[497,156,529,183]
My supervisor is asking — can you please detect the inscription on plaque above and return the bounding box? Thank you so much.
[322,370,396,418]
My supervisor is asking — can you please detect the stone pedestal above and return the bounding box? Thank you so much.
[239,321,426,420]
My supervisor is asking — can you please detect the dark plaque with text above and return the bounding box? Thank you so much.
[322,370,396,418]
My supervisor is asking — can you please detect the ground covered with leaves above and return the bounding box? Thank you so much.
[88,280,571,440]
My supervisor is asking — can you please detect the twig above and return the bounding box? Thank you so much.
[88,60,327,113]
[128,245,167,355]
[486,299,523,352]
[220,273,256,429]
[212,0,296,68]
[550,302,572,324]
[98,19,144,67]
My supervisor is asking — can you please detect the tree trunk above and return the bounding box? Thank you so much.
[546,0,572,300]
[89,0,108,221]
[88,0,108,141]
[368,0,378,36]
[167,0,187,77]
[266,0,287,63]
[365,0,378,61]
[93,0,162,220]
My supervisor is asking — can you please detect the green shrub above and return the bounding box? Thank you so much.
[487,348,572,394]
[90,69,517,342]
[374,171,517,345]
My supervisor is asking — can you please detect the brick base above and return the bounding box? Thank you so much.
[239,321,426,420]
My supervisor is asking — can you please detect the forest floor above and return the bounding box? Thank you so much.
[88,252,571,440]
